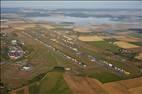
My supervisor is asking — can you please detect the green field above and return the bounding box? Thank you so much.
[29,71,72,94]
[130,33,142,38]
[86,40,120,53]
[130,42,142,46]
[88,72,123,83]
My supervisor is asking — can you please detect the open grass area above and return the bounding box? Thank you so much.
[29,71,72,94]
[130,42,142,46]
[86,40,120,53]
[88,72,123,83]
[29,83,40,94]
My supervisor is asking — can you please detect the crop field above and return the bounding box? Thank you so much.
[12,24,36,30]
[114,41,140,49]
[39,24,55,30]
[10,73,142,94]
[85,40,120,53]
[64,74,108,94]
[87,72,123,83]
[130,33,142,38]
[103,77,142,94]
[114,36,141,42]
[135,53,142,60]
[64,74,142,94]
[73,27,92,33]
[78,35,104,42]
[29,71,72,94]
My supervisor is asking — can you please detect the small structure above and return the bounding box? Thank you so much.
[21,64,32,71]
[65,68,71,71]
[8,46,24,60]
[11,40,17,45]
[108,64,113,67]
[83,64,87,68]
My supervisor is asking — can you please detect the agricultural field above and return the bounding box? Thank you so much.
[78,35,104,42]
[114,36,141,42]
[11,23,37,30]
[39,24,55,30]
[73,27,92,33]
[64,74,142,94]
[135,53,142,60]
[114,41,140,49]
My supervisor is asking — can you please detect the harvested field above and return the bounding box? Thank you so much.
[64,74,142,94]
[78,36,104,42]
[64,74,108,94]
[135,53,142,60]
[40,24,55,29]
[103,82,131,94]
[114,41,140,49]
[129,87,142,94]
[114,36,141,42]
[117,77,142,89]
[73,27,92,33]
[12,24,36,30]
[103,77,142,94]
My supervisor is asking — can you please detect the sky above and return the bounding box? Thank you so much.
[1,1,142,9]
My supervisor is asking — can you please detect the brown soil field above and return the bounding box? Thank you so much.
[64,74,142,94]
[1,63,32,89]
[129,87,142,94]
[78,35,104,42]
[117,77,142,89]
[103,83,131,94]
[64,74,108,94]
[114,41,140,49]
[104,77,142,94]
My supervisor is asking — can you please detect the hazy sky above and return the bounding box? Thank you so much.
[1,1,142,9]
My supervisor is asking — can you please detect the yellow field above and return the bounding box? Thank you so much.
[78,36,104,42]
[114,41,140,49]
[12,24,36,30]
[135,53,142,60]
[40,24,55,30]
[73,27,92,33]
